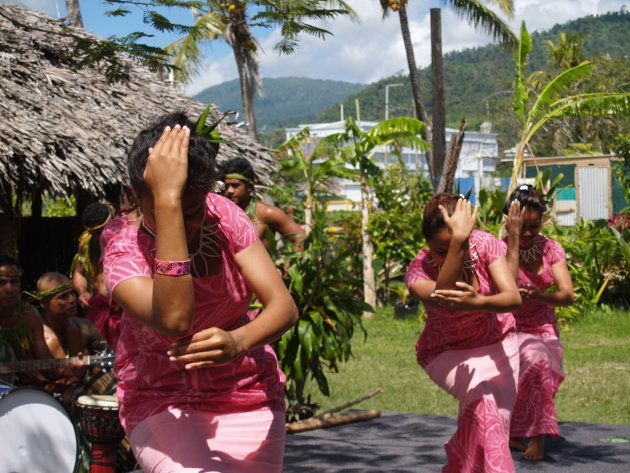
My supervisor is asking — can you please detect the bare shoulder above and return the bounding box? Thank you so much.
[23,304,44,329]
[256,202,286,222]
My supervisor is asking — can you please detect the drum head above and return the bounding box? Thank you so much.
[0,387,79,473]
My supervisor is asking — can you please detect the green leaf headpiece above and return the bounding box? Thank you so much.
[195,105,237,145]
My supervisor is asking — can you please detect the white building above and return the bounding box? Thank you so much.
[285,120,500,207]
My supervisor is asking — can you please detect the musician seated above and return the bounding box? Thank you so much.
[33,272,107,402]
[0,255,54,386]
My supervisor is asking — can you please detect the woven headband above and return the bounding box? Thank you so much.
[85,212,112,231]
[0,268,23,278]
[224,173,252,183]
[24,280,74,301]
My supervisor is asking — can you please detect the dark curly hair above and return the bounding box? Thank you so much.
[421,193,462,241]
[218,157,256,183]
[128,112,219,194]
[502,184,546,216]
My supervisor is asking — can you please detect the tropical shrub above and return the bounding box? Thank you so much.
[269,209,369,422]
[368,162,432,303]
[547,220,629,323]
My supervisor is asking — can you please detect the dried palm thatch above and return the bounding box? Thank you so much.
[0,3,276,206]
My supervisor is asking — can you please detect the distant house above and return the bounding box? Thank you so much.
[285,121,499,208]
[516,155,627,225]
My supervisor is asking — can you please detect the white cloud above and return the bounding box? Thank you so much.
[189,0,627,93]
[13,0,626,94]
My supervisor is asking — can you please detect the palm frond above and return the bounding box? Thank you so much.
[483,0,514,18]
[446,0,517,49]
[524,93,630,143]
[548,92,630,119]
[512,20,531,124]
[164,11,225,84]
[165,36,202,84]
[369,117,425,135]
[528,61,592,118]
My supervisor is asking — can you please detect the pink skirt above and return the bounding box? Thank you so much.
[129,408,286,473]
[510,331,565,438]
[424,333,519,473]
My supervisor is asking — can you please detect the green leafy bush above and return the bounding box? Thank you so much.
[269,210,369,421]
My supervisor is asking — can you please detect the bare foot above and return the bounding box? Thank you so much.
[524,434,545,460]
[509,437,527,452]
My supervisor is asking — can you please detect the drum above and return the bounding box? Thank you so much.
[0,385,79,473]
[75,394,125,473]
[75,394,124,444]
[83,370,118,396]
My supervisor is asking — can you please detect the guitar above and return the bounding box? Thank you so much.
[0,354,115,375]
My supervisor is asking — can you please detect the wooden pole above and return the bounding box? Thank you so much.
[431,8,446,187]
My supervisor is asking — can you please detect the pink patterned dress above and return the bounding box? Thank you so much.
[406,230,519,473]
[101,193,286,436]
[508,235,566,439]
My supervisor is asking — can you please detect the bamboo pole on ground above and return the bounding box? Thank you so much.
[286,388,384,434]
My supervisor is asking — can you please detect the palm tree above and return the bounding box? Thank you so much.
[379,0,516,184]
[65,0,83,27]
[317,103,429,314]
[546,31,586,70]
[508,21,630,195]
[166,1,357,140]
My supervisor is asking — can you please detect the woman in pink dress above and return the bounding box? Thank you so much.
[406,194,522,473]
[101,113,297,473]
[504,184,574,460]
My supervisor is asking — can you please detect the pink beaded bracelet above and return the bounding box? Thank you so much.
[154,258,191,276]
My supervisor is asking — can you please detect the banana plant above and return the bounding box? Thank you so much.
[316,102,429,312]
[275,127,356,231]
[509,21,630,195]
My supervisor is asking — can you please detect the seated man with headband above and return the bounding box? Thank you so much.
[31,272,106,403]
[219,157,306,246]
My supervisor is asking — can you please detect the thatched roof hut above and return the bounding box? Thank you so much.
[0,3,276,257]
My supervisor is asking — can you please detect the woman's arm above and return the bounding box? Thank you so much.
[435,199,478,290]
[409,278,438,307]
[72,262,92,308]
[166,240,298,369]
[112,125,195,337]
[521,259,574,307]
[504,201,523,279]
[430,255,522,313]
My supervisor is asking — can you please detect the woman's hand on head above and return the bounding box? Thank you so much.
[167,327,243,369]
[143,125,190,202]
[439,199,478,243]
[505,200,524,237]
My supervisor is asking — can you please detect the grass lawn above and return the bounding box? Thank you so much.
[306,306,630,425]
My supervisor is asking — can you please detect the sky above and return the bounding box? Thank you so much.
[15,0,629,95]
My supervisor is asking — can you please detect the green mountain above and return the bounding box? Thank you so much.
[317,9,629,151]
[194,77,366,130]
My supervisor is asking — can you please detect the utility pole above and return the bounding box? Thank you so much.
[430,8,446,184]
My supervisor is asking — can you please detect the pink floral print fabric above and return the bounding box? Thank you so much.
[406,230,516,367]
[510,236,567,439]
[102,193,285,435]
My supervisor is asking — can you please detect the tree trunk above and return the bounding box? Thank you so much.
[398,5,434,180]
[65,0,83,28]
[304,176,313,233]
[232,38,258,141]
[430,9,446,186]
[360,170,376,317]
[507,141,528,196]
